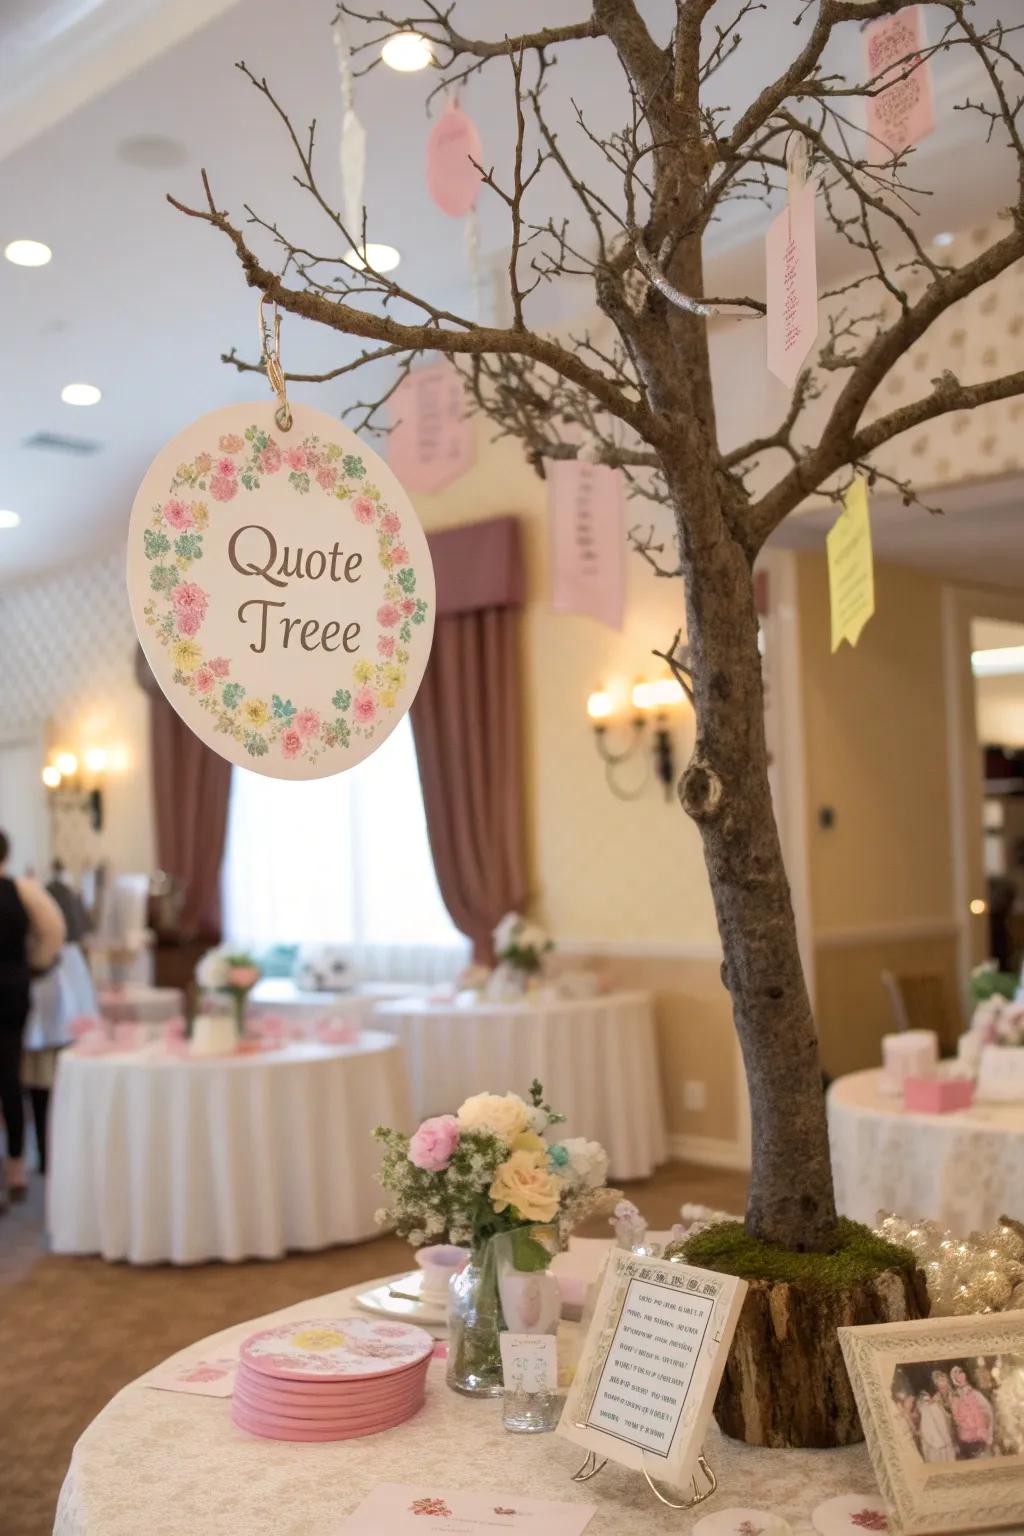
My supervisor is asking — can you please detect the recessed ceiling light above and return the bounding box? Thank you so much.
[4,238,52,267]
[0,510,21,529]
[932,231,955,248]
[342,243,402,273]
[381,31,433,72]
[61,382,102,406]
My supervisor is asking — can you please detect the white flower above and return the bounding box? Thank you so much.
[528,1105,549,1134]
[457,1091,530,1142]
[558,1137,609,1189]
[493,912,523,952]
[196,946,231,990]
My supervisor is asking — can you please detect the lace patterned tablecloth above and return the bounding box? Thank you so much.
[828,1067,1024,1234]
[54,1280,879,1536]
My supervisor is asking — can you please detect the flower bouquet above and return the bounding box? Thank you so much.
[487,913,554,1000]
[960,992,1024,1101]
[374,1081,614,1397]
[195,945,262,1036]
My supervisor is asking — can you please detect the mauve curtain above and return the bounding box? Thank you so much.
[411,516,527,965]
[135,649,233,938]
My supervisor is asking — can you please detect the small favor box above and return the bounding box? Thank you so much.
[903,1075,973,1114]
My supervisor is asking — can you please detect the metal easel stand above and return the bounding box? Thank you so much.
[571,1450,717,1511]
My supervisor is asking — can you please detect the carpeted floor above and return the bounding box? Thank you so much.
[0,1161,746,1536]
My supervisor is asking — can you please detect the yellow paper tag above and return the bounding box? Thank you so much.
[827,477,875,652]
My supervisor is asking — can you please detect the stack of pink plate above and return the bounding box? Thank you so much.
[232,1317,434,1442]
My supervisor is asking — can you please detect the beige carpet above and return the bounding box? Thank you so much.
[0,1161,746,1536]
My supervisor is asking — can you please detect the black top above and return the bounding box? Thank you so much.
[0,875,29,974]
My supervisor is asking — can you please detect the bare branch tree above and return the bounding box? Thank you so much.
[170,0,1024,1267]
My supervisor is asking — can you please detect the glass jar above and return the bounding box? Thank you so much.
[492,1223,563,1433]
[446,1241,505,1397]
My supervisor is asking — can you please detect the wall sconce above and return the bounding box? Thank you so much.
[42,749,106,832]
[587,679,686,801]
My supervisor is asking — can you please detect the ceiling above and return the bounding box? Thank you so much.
[0,0,1020,585]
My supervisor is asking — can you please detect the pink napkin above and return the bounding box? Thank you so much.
[112,1022,148,1051]
[314,1016,360,1045]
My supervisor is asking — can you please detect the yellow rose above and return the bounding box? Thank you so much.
[457,1091,530,1142]
[191,502,209,530]
[172,638,202,672]
[511,1131,546,1156]
[354,661,374,684]
[384,664,404,688]
[377,690,397,709]
[489,1150,562,1224]
[243,699,269,727]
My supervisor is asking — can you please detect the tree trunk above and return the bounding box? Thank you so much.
[714,1265,929,1447]
[673,479,838,1252]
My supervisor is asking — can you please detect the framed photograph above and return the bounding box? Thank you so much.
[839,1311,1024,1534]
[557,1250,746,1494]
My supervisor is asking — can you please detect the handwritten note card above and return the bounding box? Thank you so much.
[388,362,476,493]
[339,1484,596,1534]
[558,1251,746,1484]
[500,1332,557,1396]
[143,1355,237,1398]
[766,177,818,388]
[548,458,625,630]
[827,477,875,652]
[864,6,935,161]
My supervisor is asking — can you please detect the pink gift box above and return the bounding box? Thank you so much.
[904,1075,974,1114]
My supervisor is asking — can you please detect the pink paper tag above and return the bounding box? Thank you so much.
[425,103,483,217]
[766,177,819,388]
[548,459,625,631]
[388,363,475,494]
[144,1356,237,1397]
[863,6,935,161]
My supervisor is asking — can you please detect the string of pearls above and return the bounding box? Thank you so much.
[875,1212,1024,1316]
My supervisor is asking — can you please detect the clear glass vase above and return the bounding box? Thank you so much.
[492,1224,563,1433]
[446,1241,505,1397]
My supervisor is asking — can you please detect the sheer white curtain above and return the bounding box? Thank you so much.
[221,718,466,964]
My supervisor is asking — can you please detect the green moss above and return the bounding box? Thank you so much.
[666,1218,917,1293]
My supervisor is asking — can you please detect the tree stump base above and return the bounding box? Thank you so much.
[714,1263,929,1448]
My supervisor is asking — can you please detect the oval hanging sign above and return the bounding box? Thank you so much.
[425,103,483,218]
[127,400,435,780]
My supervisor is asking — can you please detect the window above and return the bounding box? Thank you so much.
[221,717,464,958]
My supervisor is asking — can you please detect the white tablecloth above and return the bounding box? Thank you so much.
[828,1067,1024,1233]
[375,992,667,1181]
[47,1032,411,1264]
[53,1277,878,1536]
[248,977,430,1034]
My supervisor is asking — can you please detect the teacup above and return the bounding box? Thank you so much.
[415,1244,470,1302]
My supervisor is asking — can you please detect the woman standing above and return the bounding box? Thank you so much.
[0,830,65,1204]
[917,1389,957,1463]
[951,1364,996,1458]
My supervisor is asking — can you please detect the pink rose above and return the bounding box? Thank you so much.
[352,496,375,525]
[377,603,400,628]
[316,465,337,490]
[353,687,377,724]
[216,456,237,477]
[176,609,201,636]
[194,667,214,694]
[377,636,395,658]
[295,708,320,739]
[210,473,237,502]
[209,657,230,677]
[280,728,302,759]
[401,598,416,615]
[408,1115,460,1172]
[284,447,308,471]
[171,581,208,618]
[390,544,409,567]
[163,498,193,530]
[227,964,260,989]
[381,512,401,535]
[260,444,282,473]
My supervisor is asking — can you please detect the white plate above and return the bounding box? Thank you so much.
[355,1273,448,1334]
[811,1494,890,1535]
[694,1510,793,1536]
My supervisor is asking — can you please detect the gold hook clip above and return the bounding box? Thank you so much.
[258,292,292,432]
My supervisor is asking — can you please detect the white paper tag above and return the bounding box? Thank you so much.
[499,1332,557,1395]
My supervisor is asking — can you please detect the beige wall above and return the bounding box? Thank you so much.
[976,673,1024,747]
[0,550,153,879]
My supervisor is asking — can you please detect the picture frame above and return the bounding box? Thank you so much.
[557,1250,746,1499]
[839,1310,1024,1535]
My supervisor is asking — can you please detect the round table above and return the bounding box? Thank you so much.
[375,992,667,1181]
[47,1032,411,1264]
[828,1067,1024,1233]
[53,1278,879,1536]
[248,977,430,1035]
